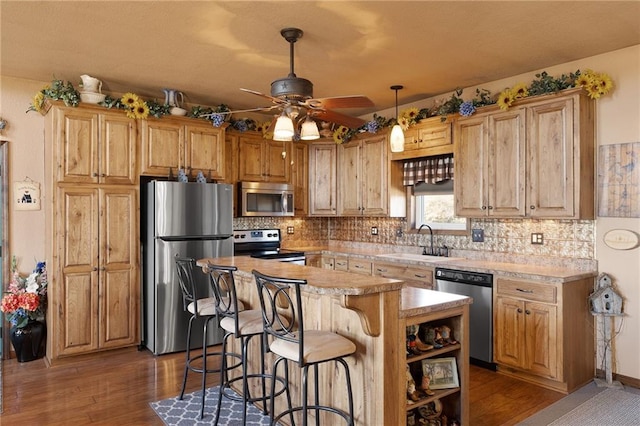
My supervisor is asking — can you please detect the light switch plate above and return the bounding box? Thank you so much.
[531,233,544,244]
[472,229,484,242]
[287,226,294,234]
[371,226,378,235]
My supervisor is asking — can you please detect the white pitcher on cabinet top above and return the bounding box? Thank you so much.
[163,89,184,108]
[80,74,102,93]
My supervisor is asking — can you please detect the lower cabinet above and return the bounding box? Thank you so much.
[304,254,322,268]
[49,185,139,360]
[494,277,594,393]
[402,304,469,425]
[374,261,434,289]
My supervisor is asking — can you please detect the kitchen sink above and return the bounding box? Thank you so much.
[376,253,463,262]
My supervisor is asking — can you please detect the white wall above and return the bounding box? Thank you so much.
[2,45,639,380]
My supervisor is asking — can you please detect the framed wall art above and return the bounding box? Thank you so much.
[421,357,459,390]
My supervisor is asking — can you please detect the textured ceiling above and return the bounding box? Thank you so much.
[2,1,639,120]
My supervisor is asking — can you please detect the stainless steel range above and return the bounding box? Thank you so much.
[233,229,306,265]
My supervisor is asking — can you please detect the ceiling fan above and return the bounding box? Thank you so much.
[207,27,374,139]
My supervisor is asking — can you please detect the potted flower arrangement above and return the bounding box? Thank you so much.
[1,256,48,362]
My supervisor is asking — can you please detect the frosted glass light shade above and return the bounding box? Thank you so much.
[300,118,320,140]
[273,115,294,140]
[390,124,405,152]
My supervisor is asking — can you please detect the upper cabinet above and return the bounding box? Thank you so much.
[454,88,594,219]
[237,132,291,183]
[140,118,226,180]
[54,107,137,185]
[309,133,405,217]
[291,142,309,215]
[308,142,338,216]
[391,116,454,161]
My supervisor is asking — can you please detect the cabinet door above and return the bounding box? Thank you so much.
[524,301,557,378]
[140,119,184,176]
[57,187,100,355]
[309,143,337,216]
[57,109,99,183]
[238,136,264,181]
[99,188,139,349]
[494,296,525,368]
[487,109,526,217]
[454,116,488,217]
[527,98,574,217]
[360,135,388,215]
[291,142,309,215]
[185,123,225,180]
[265,140,290,182]
[337,141,362,215]
[100,114,137,185]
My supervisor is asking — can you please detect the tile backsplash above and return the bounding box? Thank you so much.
[234,216,595,262]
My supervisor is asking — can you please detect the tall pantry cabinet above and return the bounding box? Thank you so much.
[45,103,139,363]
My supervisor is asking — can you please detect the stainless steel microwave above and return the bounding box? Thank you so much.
[239,181,294,217]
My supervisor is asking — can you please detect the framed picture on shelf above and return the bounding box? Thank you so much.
[422,357,459,390]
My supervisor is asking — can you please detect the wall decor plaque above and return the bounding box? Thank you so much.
[14,179,41,211]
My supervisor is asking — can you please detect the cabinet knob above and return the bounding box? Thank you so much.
[93,267,98,272]
[530,205,536,210]
[517,308,523,313]
[525,309,531,315]
[93,172,99,177]
[101,173,106,177]
[481,206,487,210]
[488,206,493,210]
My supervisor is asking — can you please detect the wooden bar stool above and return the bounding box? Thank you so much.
[252,269,356,426]
[174,256,239,420]
[206,263,287,425]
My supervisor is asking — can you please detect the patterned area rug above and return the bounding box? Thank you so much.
[150,386,271,425]
[519,382,640,426]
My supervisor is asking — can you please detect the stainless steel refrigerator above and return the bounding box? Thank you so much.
[142,180,233,355]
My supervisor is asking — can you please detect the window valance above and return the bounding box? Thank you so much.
[403,154,454,186]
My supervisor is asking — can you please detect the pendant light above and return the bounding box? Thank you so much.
[300,116,320,140]
[390,85,405,153]
[273,111,295,140]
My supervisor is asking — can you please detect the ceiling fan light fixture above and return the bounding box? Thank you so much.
[390,85,405,153]
[300,116,320,140]
[274,113,295,140]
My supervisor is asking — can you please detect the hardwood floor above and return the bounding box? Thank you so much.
[1,348,564,425]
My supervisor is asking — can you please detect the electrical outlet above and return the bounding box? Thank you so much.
[472,229,484,242]
[371,226,379,236]
[287,226,294,235]
[531,233,544,244]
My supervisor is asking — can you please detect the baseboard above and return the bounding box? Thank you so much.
[595,369,640,389]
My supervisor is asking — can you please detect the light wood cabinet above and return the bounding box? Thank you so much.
[54,186,139,356]
[454,88,594,219]
[391,116,454,161]
[401,299,469,425]
[291,142,309,215]
[337,134,406,217]
[55,107,137,185]
[374,261,434,289]
[304,254,322,268]
[494,276,594,393]
[348,258,372,275]
[45,103,140,363]
[140,118,226,180]
[237,132,291,183]
[308,142,338,216]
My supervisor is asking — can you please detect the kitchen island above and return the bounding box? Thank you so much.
[197,256,471,426]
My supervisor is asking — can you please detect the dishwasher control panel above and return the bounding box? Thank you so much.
[435,268,493,286]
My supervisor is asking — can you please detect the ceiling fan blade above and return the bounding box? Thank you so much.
[305,95,374,110]
[313,109,366,129]
[240,88,287,105]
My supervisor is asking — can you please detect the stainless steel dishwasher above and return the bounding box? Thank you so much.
[435,267,496,370]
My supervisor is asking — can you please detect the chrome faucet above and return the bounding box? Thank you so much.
[418,224,434,256]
